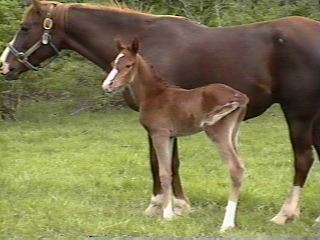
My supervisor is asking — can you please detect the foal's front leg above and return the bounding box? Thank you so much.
[144,136,190,217]
[151,132,175,220]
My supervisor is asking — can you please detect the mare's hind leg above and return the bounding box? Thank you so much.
[312,114,320,224]
[271,105,315,225]
[204,107,246,232]
[144,136,190,216]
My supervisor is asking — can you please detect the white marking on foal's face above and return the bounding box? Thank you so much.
[0,35,17,75]
[102,53,125,91]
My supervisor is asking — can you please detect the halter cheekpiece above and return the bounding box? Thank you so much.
[8,4,61,71]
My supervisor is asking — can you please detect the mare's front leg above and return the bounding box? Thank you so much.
[151,132,175,219]
[144,136,190,217]
[204,108,246,232]
[271,105,315,225]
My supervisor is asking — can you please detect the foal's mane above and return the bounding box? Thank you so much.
[138,54,179,89]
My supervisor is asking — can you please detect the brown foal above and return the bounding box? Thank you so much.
[102,39,249,231]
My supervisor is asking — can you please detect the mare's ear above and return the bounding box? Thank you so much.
[130,37,140,54]
[32,0,42,13]
[115,38,125,51]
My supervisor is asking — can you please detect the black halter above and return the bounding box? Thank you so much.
[7,5,61,71]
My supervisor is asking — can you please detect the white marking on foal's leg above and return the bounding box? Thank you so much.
[316,216,320,223]
[144,194,162,217]
[219,110,245,232]
[163,197,175,220]
[220,200,237,232]
[271,186,301,225]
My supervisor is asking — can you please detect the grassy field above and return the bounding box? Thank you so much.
[0,101,319,239]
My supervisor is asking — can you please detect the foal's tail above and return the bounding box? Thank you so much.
[231,92,249,108]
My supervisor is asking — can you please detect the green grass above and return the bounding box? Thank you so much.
[0,102,319,239]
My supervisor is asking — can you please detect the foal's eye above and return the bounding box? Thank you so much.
[126,64,131,68]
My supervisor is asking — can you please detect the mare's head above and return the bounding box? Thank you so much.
[102,38,140,93]
[0,0,66,80]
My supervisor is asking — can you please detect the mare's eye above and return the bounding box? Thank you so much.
[20,26,30,32]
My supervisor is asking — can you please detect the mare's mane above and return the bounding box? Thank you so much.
[25,1,187,21]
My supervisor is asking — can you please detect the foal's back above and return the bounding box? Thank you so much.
[140,83,248,137]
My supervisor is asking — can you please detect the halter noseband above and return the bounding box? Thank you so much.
[8,4,61,71]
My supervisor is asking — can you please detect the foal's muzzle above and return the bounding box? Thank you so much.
[103,84,116,94]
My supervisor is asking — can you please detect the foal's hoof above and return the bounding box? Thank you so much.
[144,204,161,217]
[173,198,191,216]
[163,211,176,220]
[220,224,235,233]
[173,204,191,216]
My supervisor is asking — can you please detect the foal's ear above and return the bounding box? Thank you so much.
[130,37,140,54]
[115,38,125,51]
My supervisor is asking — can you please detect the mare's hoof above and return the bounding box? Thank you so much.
[270,214,287,225]
[270,209,299,225]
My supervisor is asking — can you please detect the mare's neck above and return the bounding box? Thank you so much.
[131,54,168,102]
[63,4,155,70]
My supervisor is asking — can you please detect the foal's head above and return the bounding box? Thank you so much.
[102,38,140,93]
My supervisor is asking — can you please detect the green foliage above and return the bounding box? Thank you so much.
[1,0,320,119]
[0,1,23,120]
[0,0,23,48]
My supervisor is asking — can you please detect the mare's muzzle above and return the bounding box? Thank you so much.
[7,33,60,72]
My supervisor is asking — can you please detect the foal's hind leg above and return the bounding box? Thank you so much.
[204,107,246,232]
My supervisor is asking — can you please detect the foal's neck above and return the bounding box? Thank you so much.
[64,4,155,70]
[132,55,170,101]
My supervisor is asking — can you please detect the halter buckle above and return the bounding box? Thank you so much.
[17,52,26,62]
[43,18,53,30]
[42,32,50,44]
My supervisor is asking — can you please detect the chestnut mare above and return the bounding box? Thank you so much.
[1,0,320,225]
[102,38,249,231]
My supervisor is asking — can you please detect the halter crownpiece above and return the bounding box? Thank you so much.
[7,3,61,71]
